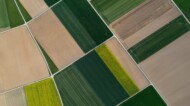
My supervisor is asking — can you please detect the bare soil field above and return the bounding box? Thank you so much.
[0,26,49,93]
[19,0,48,18]
[110,0,176,48]
[140,31,190,106]
[28,10,84,70]
[0,95,6,106]
[105,38,149,89]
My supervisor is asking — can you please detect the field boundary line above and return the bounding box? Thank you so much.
[171,0,190,24]
[88,1,169,105]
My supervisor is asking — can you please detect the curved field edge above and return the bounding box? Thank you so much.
[96,44,139,95]
[24,78,62,106]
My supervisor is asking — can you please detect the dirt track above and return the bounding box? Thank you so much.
[0,26,49,93]
[29,10,84,70]
[106,38,149,89]
[140,31,190,106]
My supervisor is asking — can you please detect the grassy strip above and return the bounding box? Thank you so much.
[24,78,62,106]
[52,0,112,52]
[44,0,59,6]
[37,42,58,74]
[119,86,167,106]
[128,16,190,63]
[55,51,128,106]
[16,0,32,22]
[5,0,24,28]
[0,0,10,28]
[174,0,190,22]
[54,65,104,105]
[91,0,145,24]
[96,44,139,95]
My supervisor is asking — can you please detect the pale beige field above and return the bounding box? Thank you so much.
[19,0,48,18]
[105,38,149,89]
[0,26,49,93]
[140,31,190,106]
[28,10,84,70]
[0,95,6,106]
[110,0,177,48]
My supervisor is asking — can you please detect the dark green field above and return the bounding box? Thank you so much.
[128,16,190,63]
[44,0,59,6]
[0,0,10,28]
[16,0,31,22]
[91,0,145,24]
[119,86,167,106]
[52,0,112,52]
[174,0,190,22]
[54,51,128,106]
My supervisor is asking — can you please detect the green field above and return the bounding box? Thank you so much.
[119,86,167,106]
[174,0,190,22]
[24,78,62,106]
[91,0,145,24]
[96,44,139,95]
[44,0,59,6]
[16,0,31,22]
[5,0,24,28]
[52,0,112,52]
[0,0,10,28]
[54,51,128,106]
[128,16,190,63]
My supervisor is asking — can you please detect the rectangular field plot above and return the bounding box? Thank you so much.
[173,0,190,22]
[0,26,49,93]
[90,0,145,24]
[24,78,62,106]
[128,16,190,63]
[52,0,112,52]
[140,31,190,105]
[28,10,84,74]
[119,86,167,106]
[54,51,128,106]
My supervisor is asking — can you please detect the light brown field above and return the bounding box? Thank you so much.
[0,26,49,93]
[140,31,190,106]
[28,10,84,70]
[19,0,48,18]
[0,95,6,106]
[105,38,149,89]
[110,0,178,48]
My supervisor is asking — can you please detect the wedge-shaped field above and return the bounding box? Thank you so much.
[119,86,167,106]
[0,26,49,93]
[128,16,190,63]
[140,31,190,105]
[54,51,128,106]
[24,78,62,106]
[29,10,84,74]
[52,0,112,52]
[174,0,190,22]
[90,0,145,24]
[96,44,139,95]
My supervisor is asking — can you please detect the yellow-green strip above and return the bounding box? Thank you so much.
[96,44,139,95]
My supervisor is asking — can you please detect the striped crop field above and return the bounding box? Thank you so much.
[174,0,190,22]
[119,86,167,106]
[96,44,139,95]
[52,0,112,52]
[90,0,145,24]
[54,51,128,106]
[24,78,62,106]
[128,16,190,63]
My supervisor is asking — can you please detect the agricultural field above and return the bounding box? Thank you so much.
[54,51,129,106]
[0,0,10,31]
[128,16,190,63]
[173,0,190,22]
[0,88,27,106]
[140,31,190,105]
[52,0,112,52]
[119,86,167,106]
[96,38,149,95]
[90,0,145,24]
[110,0,180,48]
[28,10,84,74]
[0,26,49,93]
[24,78,62,106]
